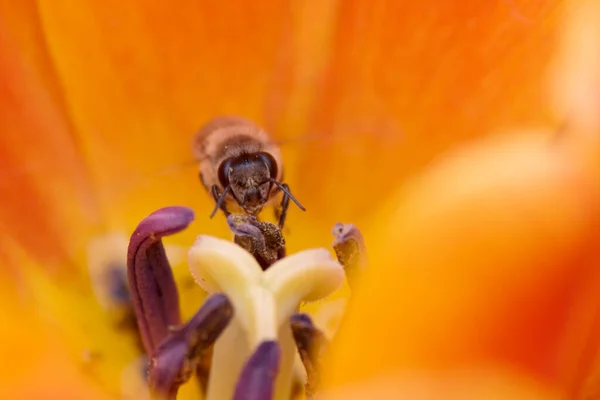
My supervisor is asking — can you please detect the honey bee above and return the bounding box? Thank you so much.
[193,116,305,229]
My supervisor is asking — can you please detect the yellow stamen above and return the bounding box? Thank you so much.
[188,235,344,400]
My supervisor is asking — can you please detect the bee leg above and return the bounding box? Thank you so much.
[211,185,231,217]
[277,184,291,229]
[273,205,282,224]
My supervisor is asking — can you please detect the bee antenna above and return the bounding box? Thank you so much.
[210,185,231,218]
[270,179,306,211]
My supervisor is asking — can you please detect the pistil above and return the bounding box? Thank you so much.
[188,234,344,400]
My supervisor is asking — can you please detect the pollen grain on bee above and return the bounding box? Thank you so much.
[227,213,286,270]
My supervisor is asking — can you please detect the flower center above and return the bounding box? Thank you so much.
[126,207,366,399]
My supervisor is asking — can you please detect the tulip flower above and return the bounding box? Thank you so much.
[2,1,598,399]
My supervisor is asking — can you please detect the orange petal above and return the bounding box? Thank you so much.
[321,369,563,400]
[0,278,109,399]
[34,0,295,231]
[4,1,564,237]
[293,1,563,225]
[550,0,600,137]
[0,1,578,395]
[324,130,600,396]
[0,1,100,272]
[549,1,600,397]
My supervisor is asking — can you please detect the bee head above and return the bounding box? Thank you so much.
[218,152,277,215]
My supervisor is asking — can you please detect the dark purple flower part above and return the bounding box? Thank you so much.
[233,340,281,400]
[227,214,265,246]
[148,293,234,400]
[227,214,286,270]
[106,264,133,306]
[127,206,195,355]
[290,313,329,399]
[332,223,367,289]
[194,346,214,396]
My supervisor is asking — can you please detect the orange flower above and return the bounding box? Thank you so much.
[2,0,597,399]
[323,1,600,398]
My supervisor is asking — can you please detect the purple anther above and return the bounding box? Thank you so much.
[290,313,329,399]
[227,214,266,246]
[148,293,233,400]
[233,340,281,400]
[127,206,195,356]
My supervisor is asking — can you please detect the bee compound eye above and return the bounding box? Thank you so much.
[217,159,232,187]
[258,152,278,180]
